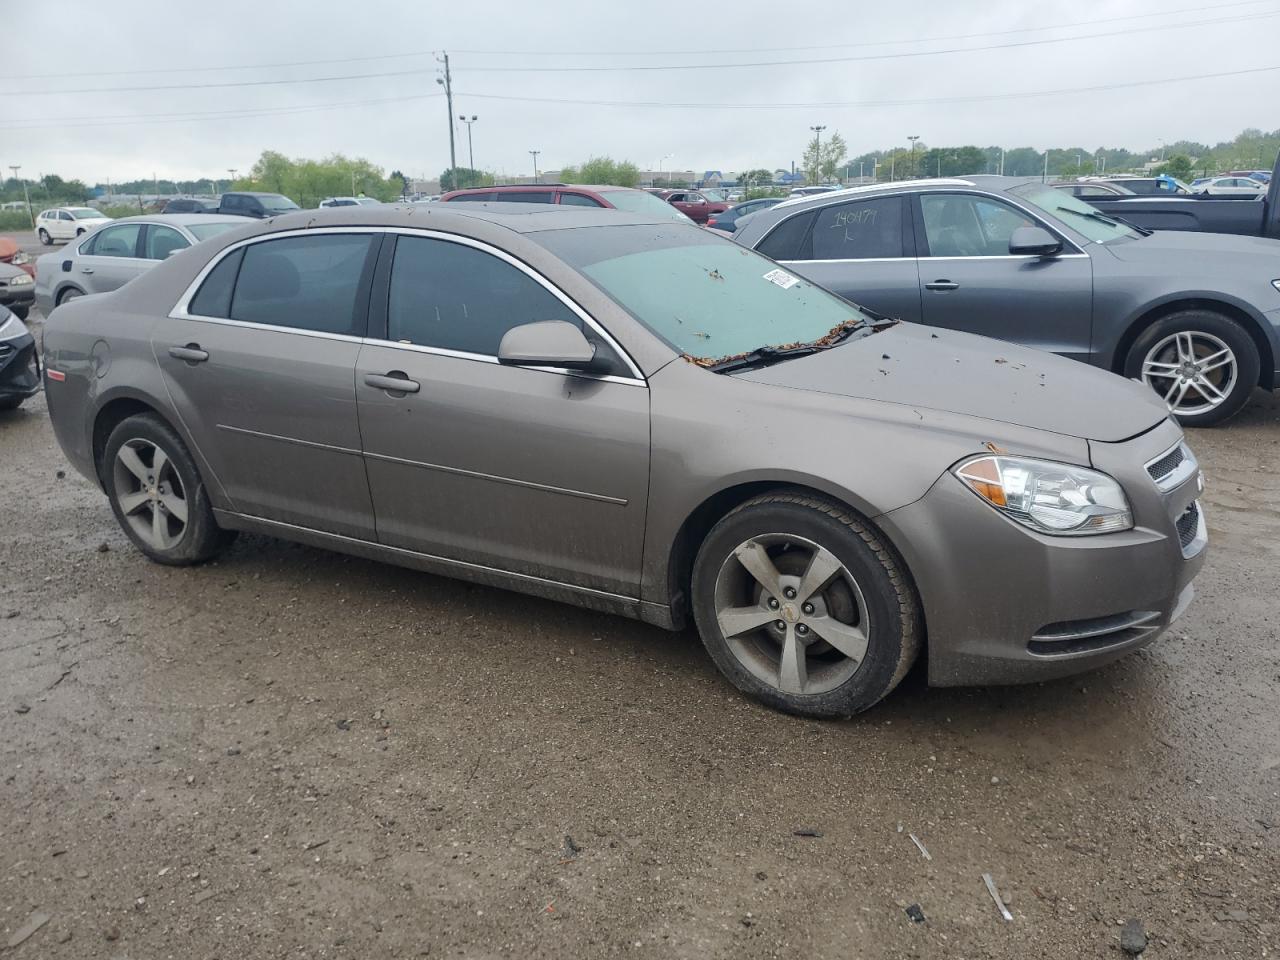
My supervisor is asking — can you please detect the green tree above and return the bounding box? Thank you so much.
[1156,154,1195,181]
[560,156,640,187]
[439,167,495,191]
[736,168,774,190]
[803,132,848,183]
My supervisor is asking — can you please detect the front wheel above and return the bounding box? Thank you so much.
[37,228,51,245]
[1125,310,1259,427]
[691,493,921,718]
[103,413,235,565]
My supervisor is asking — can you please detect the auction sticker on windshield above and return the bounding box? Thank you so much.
[763,268,800,289]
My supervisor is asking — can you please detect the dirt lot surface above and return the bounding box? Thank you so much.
[2,337,1278,958]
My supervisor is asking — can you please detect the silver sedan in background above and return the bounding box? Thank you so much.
[35,214,247,313]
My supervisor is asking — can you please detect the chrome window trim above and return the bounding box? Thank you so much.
[169,225,647,385]
[782,254,1090,265]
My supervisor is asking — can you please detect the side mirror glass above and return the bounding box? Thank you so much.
[1008,225,1062,257]
[498,320,598,370]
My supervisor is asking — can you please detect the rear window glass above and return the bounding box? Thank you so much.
[229,234,374,335]
[189,248,243,318]
[756,211,816,260]
[811,197,904,260]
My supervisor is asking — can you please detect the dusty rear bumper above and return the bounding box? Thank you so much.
[877,419,1205,687]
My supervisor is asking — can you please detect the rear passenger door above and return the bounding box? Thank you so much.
[74,222,150,294]
[157,231,382,537]
[753,196,923,322]
[354,232,650,596]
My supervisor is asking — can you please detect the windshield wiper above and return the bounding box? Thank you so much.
[702,316,872,374]
[1054,204,1149,236]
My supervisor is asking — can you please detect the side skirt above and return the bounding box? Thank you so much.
[213,510,678,630]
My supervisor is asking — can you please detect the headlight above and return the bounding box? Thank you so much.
[954,455,1133,536]
[1272,279,1280,294]
[11,252,29,265]
[7,274,32,286]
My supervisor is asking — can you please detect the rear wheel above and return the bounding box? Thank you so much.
[1124,309,1259,427]
[103,413,235,565]
[37,228,51,245]
[691,493,921,718]
[57,287,82,306]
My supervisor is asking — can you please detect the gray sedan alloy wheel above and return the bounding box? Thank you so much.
[1141,330,1238,419]
[714,533,870,696]
[113,438,189,551]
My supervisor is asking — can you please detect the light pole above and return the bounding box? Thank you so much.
[529,150,541,184]
[458,115,478,186]
[809,125,826,182]
[907,135,920,178]
[227,168,237,191]
[859,160,864,181]
[657,153,673,187]
[999,147,1005,176]
[9,166,31,227]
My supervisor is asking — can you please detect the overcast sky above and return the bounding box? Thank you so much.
[5,0,1277,183]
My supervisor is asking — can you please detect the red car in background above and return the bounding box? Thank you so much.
[648,189,730,224]
[0,237,35,278]
[439,184,689,222]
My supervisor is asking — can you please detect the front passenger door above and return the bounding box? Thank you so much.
[912,192,1094,361]
[355,233,650,596]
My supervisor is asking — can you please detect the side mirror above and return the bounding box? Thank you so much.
[1008,225,1062,257]
[498,320,598,370]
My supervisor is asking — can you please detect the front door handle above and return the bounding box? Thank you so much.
[168,344,209,363]
[80,267,94,274]
[925,280,959,291]
[364,372,421,394]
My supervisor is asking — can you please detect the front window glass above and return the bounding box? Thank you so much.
[144,225,190,260]
[920,194,1034,257]
[230,233,373,335]
[602,189,690,221]
[68,208,100,219]
[1010,183,1140,244]
[541,224,867,361]
[386,236,581,356]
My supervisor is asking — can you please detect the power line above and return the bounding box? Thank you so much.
[9,0,1274,82]
[15,66,438,97]
[453,64,1280,109]
[455,10,1280,73]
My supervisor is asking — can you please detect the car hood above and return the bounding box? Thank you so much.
[1102,229,1280,264]
[734,323,1168,443]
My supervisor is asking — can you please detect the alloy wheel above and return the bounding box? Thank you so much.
[112,438,189,550]
[713,533,870,696]
[1141,331,1237,418]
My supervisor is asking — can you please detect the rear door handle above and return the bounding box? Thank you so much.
[364,372,421,394]
[925,280,959,291]
[80,267,94,274]
[168,344,209,363]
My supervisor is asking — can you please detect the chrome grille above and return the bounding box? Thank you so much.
[1176,501,1200,550]
[1146,445,1185,483]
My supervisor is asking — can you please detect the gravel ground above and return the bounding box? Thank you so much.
[1,320,1278,958]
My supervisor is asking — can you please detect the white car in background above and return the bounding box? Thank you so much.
[1191,176,1267,198]
[35,207,114,245]
[319,196,382,207]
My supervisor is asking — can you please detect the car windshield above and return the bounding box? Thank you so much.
[68,208,101,219]
[1009,184,1141,244]
[187,222,242,241]
[540,224,869,362]
[601,190,690,222]
[260,194,299,212]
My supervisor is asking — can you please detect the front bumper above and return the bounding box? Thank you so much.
[0,329,41,402]
[878,418,1206,686]
[0,283,35,308]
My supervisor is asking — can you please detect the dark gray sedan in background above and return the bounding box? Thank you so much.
[41,204,1204,717]
[734,176,1280,426]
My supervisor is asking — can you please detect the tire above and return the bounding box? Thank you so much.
[10,303,28,320]
[1124,309,1259,427]
[102,413,235,565]
[691,492,921,718]
[37,228,51,245]
[57,287,82,306]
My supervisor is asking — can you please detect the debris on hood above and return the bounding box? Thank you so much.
[684,316,894,368]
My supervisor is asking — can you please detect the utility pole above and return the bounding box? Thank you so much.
[529,150,540,183]
[859,160,864,181]
[999,147,1005,176]
[808,125,826,182]
[1042,150,1049,182]
[436,53,457,188]
[907,135,920,178]
[9,166,31,227]
[459,115,478,186]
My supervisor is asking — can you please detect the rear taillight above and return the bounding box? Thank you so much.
[707,218,718,226]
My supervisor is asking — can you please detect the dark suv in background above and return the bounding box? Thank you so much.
[217,192,301,219]
[162,198,220,214]
[440,184,689,221]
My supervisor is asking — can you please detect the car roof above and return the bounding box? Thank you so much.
[769,177,980,211]
[259,201,678,235]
